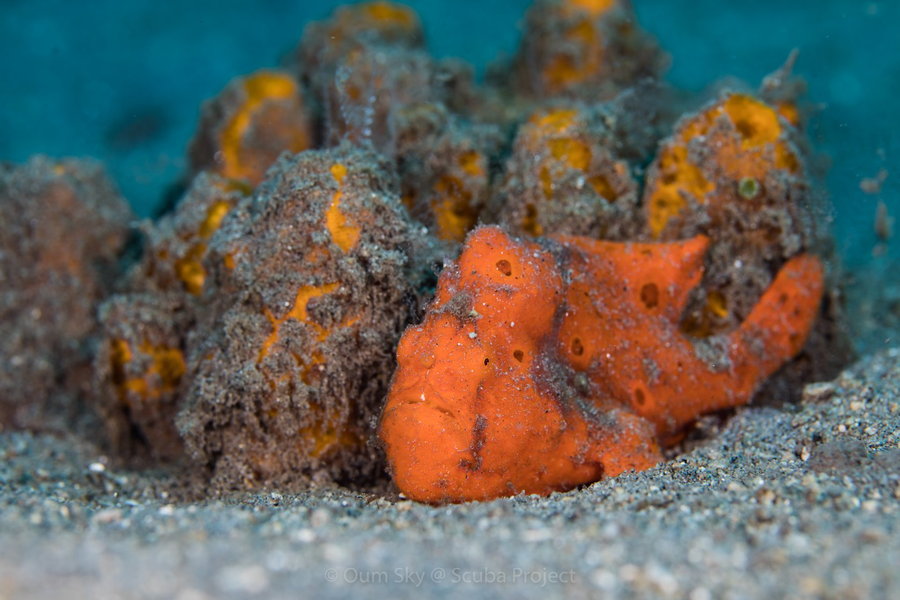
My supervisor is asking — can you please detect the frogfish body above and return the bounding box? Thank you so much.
[379,226,823,503]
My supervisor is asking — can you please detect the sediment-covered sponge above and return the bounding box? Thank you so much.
[93,173,246,460]
[320,46,436,150]
[645,93,804,240]
[642,92,814,337]
[296,1,429,150]
[95,294,188,461]
[296,1,482,148]
[177,145,434,490]
[129,172,248,297]
[488,105,639,238]
[642,91,852,397]
[296,2,500,243]
[296,0,424,78]
[189,70,314,186]
[509,0,666,101]
[0,157,131,430]
[380,226,824,503]
[392,103,501,242]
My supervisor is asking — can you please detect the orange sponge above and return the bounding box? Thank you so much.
[379,226,823,503]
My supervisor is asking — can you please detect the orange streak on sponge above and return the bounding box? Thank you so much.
[257,283,339,365]
[174,199,233,295]
[321,1,420,48]
[379,227,823,503]
[428,149,488,242]
[218,71,312,185]
[564,0,616,17]
[111,339,185,402]
[359,1,418,27]
[325,163,361,252]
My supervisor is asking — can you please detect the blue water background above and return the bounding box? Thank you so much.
[1,0,897,272]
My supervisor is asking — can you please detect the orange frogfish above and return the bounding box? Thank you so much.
[379,226,823,503]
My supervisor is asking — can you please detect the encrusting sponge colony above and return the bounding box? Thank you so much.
[0,1,851,503]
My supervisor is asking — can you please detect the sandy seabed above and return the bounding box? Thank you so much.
[1,347,897,599]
